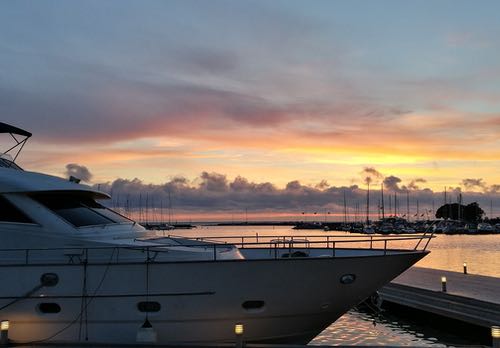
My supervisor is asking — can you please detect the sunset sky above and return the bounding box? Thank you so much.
[1,1,499,219]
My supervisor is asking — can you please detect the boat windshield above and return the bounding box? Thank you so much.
[33,193,132,228]
[0,154,23,170]
[0,195,33,223]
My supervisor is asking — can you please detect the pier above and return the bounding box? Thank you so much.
[380,267,500,328]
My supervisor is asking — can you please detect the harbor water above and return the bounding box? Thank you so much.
[174,225,500,346]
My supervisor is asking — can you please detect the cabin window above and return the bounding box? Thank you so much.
[38,303,61,314]
[137,301,161,312]
[33,194,130,227]
[0,195,33,223]
[242,300,265,310]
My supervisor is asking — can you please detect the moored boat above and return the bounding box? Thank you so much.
[0,122,432,345]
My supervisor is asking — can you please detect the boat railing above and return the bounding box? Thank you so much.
[170,232,434,250]
[0,233,434,265]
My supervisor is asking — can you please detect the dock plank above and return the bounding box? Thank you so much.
[379,267,500,328]
[391,267,500,304]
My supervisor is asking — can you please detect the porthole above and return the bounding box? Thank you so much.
[339,274,356,284]
[40,273,59,287]
[38,303,61,313]
[137,301,161,312]
[242,300,266,313]
[242,300,265,310]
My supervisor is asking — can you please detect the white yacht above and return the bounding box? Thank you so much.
[0,122,432,345]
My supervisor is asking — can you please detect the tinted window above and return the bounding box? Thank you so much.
[33,194,130,227]
[0,195,33,223]
[242,301,265,310]
[38,303,61,313]
[137,301,161,312]
[0,157,23,170]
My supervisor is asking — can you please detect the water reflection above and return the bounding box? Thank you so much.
[311,308,475,347]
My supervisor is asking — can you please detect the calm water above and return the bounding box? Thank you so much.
[174,225,500,346]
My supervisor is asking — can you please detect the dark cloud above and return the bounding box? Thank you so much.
[315,180,330,189]
[200,172,228,192]
[406,178,427,190]
[1,76,295,145]
[285,180,303,191]
[383,175,402,192]
[489,185,500,193]
[361,167,383,185]
[65,163,92,182]
[93,172,499,219]
[462,178,486,190]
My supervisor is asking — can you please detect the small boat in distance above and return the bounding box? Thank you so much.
[292,221,324,229]
[0,122,432,345]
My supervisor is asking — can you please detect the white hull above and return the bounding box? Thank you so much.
[0,248,427,344]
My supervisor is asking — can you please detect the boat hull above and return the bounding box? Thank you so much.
[0,249,427,344]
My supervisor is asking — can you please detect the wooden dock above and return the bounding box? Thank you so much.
[379,267,500,328]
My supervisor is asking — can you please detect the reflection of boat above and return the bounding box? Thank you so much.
[0,123,432,345]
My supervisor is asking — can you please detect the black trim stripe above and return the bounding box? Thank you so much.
[0,291,215,300]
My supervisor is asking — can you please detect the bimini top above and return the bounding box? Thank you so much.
[0,167,109,198]
[1,122,32,170]
[0,122,32,138]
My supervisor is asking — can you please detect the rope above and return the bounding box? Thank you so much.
[20,248,117,344]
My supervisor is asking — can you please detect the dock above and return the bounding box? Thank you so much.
[379,267,500,328]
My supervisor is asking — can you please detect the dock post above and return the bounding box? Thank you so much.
[492,326,500,348]
[0,320,8,346]
[463,262,467,274]
[235,323,244,348]
[441,276,447,292]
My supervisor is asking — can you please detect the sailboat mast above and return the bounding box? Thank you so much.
[343,189,347,224]
[406,190,410,222]
[168,191,172,225]
[381,183,385,219]
[366,182,370,225]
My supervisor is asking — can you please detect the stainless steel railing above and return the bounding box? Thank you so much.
[0,233,433,265]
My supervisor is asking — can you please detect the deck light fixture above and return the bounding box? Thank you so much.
[441,276,447,292]
[492,326,500,348]
[235,323,244,348]
[0,320,9,346]
[463,262,467,274]
[0,321,7,331]
[235,323,244,335]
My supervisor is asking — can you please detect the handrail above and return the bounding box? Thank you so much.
[167,233,430,240]
[0,235,435,252]
[0,235,434,252]
[0,233,434,265]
